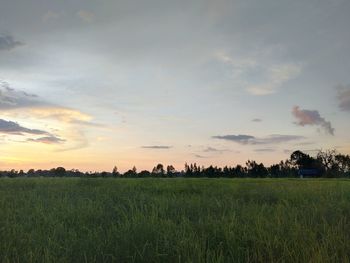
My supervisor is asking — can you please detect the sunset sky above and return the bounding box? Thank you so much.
[1,0,350,172]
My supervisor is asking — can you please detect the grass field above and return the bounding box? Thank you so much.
[0,178,350,262]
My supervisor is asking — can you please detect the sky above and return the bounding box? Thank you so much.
[0,0,350,172]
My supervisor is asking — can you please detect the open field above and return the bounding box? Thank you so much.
[1,178,350,262]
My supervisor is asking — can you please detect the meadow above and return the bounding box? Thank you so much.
[0,178,350,263]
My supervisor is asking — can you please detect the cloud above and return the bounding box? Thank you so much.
[212,134,255,144]
[203,146,220,152]
[337,85,350,112]
[216,52,301,95]
[42,11,60,22]
[0,81,98,126]
[195,154,207,158]
[0,119,49,136]
[259,135,306,144]
[28,107,93,124]
[246,64,301,95]
[0,81,100,149]
[55,142,88,152]
[27,136,65,144]
[213,134,305,145]
[252,118,262,122]
[292,106,334,135]
[0,80,42,109]
[54,130,88,152]
[297,141,315,146]
[141,145,172,149]
[203,146,227,153]
[77,10,95,22]
[254,148,275,152]
[0,33,23,51]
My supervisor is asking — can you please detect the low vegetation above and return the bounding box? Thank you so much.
[1,178,350,262]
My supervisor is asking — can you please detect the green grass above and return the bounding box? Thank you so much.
[1,178,350,262]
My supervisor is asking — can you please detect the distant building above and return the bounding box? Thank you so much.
[298,169,321,178]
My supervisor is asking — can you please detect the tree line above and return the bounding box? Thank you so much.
[1,149,349,178]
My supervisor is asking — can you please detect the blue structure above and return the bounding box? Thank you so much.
[298,169,321,178]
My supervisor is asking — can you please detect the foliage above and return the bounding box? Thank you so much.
[1,149,349,178]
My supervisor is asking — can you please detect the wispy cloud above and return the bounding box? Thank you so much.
[337,85,350,112]
[28,107,93,125]
[77,10,95,22]
[292,106,334,135]
[42,11,60,22]
[0,81,102,149]
[247,64,301,95]
[27,136,65,144]
[212,134,255,144]
[254,148,275,152]
[141,145,172,149]
[215,52,301,95]
[213,134,305,145]
[195,154,207,158]
[252,118,262,122]
[203,146,227,153]
[0,33,23,51]
[55,131,88,152]
[0,81,98,126]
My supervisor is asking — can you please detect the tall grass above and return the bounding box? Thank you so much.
[0,178,350,262]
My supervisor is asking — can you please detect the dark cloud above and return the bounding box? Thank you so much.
[0,33,23,51]
[27,136,65,144]
[0,118,49,136]
[141,145,172,149]
[0,118,65,145]
[0,81,102,126]
[292,106,334,135]
[213,134,305,145]
[212,134,255,144]
[0,80,43,109]
[337,85,350,112]
[252,118,262,122]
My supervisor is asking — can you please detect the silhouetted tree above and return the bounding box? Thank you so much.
[335,154,350,174]
[317,149,337,173]
[27,169,35,177]
[1,148,348,179]
[184,163,192,177]
[290,151,315,169]
[269,164,280,177]
[246,160,268,177]
[112,166,119,177]
[124,168,137,177]
[53,167,66,177]
[152,163,165,176]
[166,165,176,177]
[139,170,151,177]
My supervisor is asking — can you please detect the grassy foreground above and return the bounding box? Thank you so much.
[0,178,350,262]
